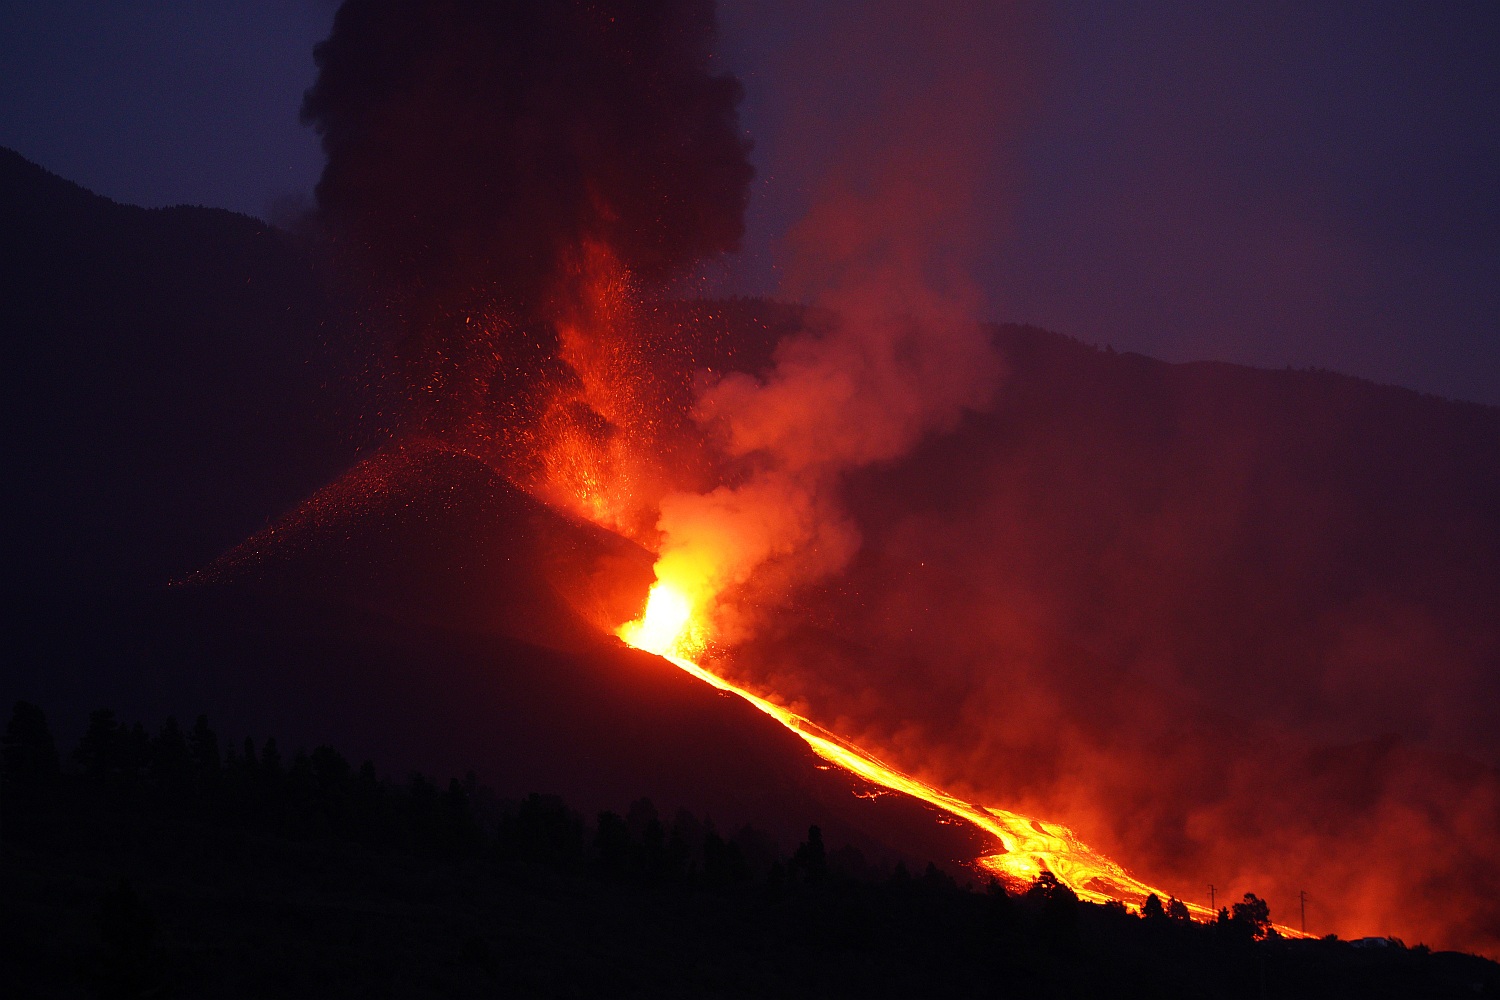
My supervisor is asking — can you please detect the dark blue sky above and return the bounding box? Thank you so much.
[2,1,1496,405]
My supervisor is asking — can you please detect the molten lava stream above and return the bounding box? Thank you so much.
[619,580,1278,928]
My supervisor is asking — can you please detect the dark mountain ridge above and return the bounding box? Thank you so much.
[0,146,358,593]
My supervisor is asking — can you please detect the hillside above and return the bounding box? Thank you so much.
[672,303,1500,951]
[0,147,357,593]
[0,441,985,871]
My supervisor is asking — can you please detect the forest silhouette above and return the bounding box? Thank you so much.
[5,700,1497,998]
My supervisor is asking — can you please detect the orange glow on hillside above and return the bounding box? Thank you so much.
[617,578,1297,930]
[535,248,1302,934]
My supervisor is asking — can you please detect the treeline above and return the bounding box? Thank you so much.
[0,701,1250,922]
[4,701,1496,999]
[4,701,818,884]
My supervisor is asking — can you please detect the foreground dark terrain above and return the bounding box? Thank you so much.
[6,703,1497,1000]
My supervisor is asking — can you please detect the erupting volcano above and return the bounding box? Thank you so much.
[12,6,1500,988]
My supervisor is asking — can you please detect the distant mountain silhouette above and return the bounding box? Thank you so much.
[0,147,358,593]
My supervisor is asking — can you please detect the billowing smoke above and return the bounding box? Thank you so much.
[303,0,752,320]
[643,3,1029,646]
[642,3,1500,957]
[721,366,1500,953]
[300,0,754,516]
[654,296,998,644]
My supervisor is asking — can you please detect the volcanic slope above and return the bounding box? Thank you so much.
[4,441,985,872]
[666,302,1500,954]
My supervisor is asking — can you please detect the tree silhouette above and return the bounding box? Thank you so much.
[702,828,749,888]
[790,824,828,881]
[2,700,59,791]
[595,810,631,880]
[443,777,481,853]
[259,737,283,776]
[73,709,121,780]
[1026,871,1081,945]
[1232,893,1272,940]
[189,714,220,777]
[501,793,586,869]
[151,716,192,793]
[923,861,958,892]
[1026,871,1075,906]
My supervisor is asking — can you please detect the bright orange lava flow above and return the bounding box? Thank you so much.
[619,580,1298,931]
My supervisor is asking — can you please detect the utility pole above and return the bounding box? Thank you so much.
[1300,890,1308,934]
[1209,884,1216,913]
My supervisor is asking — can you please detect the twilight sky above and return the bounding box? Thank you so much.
[2,1,1496,405]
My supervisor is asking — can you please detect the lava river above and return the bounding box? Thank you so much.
[617,578,1233,922]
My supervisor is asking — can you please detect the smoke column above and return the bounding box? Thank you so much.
[647,3,1034,646]
[300,0,755,470]
[304,0,752,316]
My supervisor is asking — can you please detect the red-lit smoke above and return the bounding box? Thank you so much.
[301,0,753,494]
[641,2,1034,646]
[296,0,1500,957]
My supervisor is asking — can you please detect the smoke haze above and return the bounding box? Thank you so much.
[713,324,1500,953]
[647,3,1033,639]
[295,0,1500,956]
[659,8,1500,954]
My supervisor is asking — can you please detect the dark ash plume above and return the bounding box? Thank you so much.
[302,0,753,321]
